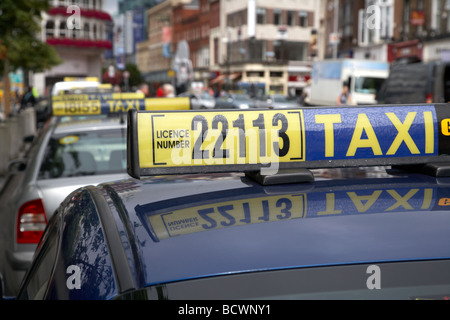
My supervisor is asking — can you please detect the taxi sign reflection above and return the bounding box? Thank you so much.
[135,176,450,242]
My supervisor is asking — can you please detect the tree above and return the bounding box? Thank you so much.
[102,63,144,91]
[124,63,144,89]
[0,0,62,116]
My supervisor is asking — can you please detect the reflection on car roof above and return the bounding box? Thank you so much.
[100,168,450,287]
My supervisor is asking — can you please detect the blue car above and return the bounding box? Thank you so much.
[6,104,450,300]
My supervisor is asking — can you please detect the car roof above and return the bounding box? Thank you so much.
[51,80,100,96]
[53,115,126,135]
[93,168,450,289]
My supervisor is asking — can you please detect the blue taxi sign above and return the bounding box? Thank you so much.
[127,104,450,179]
[51,97,191,116]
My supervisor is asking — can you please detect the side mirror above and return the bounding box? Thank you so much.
[23,135,35,143]
[8,158,27,173]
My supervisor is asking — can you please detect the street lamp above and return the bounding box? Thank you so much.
[333,0,339,59]
[222,27,232,91]
[328,0,340,58]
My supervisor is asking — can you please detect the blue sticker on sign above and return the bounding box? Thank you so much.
[303,106,438,161]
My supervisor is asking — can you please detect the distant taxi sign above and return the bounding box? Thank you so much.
[51,97,191,116]
[51,92,145,101]
[127,104,450,178]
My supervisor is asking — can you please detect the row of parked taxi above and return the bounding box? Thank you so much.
[1,77,449,301]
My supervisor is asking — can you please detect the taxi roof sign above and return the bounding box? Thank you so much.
[51,92,145,102]
[127,104,450,179]
[63,77,99,82]
[51,97,191,116]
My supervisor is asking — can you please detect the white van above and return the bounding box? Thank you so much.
[308,59,389,106]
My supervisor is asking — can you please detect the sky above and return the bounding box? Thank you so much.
[103,0,119,16]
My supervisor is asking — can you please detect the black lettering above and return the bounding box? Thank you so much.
[273,113,290,157]
[192,115,209,159]
[212,115,229,159]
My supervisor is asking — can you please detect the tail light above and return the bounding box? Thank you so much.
[426,94,433,103]
[16,199,47,244]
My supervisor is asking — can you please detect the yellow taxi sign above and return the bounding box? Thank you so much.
[127,104,450,178]
[51,92,145,101]
[51,97,191,116]
[128,108,305,178]
[63,77,99,82]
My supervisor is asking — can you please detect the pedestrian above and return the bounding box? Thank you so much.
[163,83,175,97]
[156,84,164,97]
[301,80,312,106]
[20,86,36,110]
[336,82,354,106]
[136,83,150,97]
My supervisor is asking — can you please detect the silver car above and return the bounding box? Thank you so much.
[255,94,300,109]
[214,93,256,109]
[0,114,129,295]
[178,92,216,109]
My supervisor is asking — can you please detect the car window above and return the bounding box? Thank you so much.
[38,128,126,179]
[354,77,385,94]
[116,260,450,300]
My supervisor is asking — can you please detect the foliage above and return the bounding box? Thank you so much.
[102,63,144,90]
[0,0,62,73]
[124,63,144,88]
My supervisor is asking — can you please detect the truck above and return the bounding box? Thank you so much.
[307,59,389,106]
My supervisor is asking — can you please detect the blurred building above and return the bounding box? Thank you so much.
[214,0,320,96]
[34,0,113,96]
[118,0,162,13]
[112,0,161,68]
[136,0,209,93]
[135,0,320,96]
[324,0,450,63]
[136,0,173,86]
[172,0,210,90]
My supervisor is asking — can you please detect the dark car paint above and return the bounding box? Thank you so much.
[15,169,450,299]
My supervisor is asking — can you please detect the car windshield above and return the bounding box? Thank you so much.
[38,128,126,179]
[354,77,385,94]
